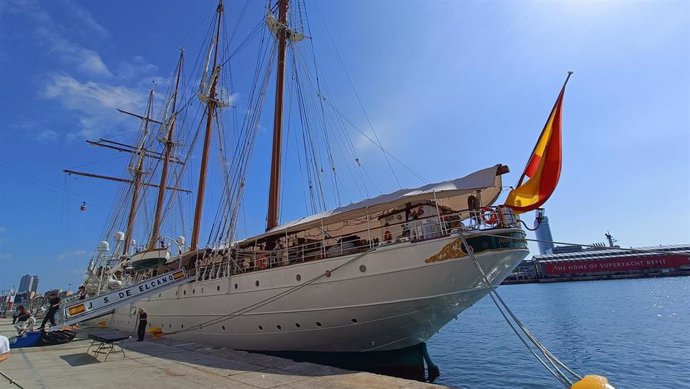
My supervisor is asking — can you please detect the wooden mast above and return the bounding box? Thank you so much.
[123,89,155,255]
[266,0,290,231]
[190,0,224,251]
[148,50,184,249]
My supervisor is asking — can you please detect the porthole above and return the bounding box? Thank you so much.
[277,325,282,330]
[217,286,221,291]
[181,324,184,329]
[296,274,302,282]
[255,280,260,287]
[359,265,366,273]
[259,325,263,330]
[234,283,238,289]
[351,319,358,323]
[183,290,186,295]
[316,322,322,327]
[168,324,171,329]
[192,289,195,294]
[201,288,204,293]
[222,325,226,331]
[158,293,161,298]
[295,323,301,328]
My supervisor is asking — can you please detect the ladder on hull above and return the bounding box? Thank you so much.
[51,269,191,330]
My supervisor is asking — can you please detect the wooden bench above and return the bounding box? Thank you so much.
[87,333,130,361]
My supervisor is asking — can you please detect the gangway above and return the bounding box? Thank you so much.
[51,269,190,330]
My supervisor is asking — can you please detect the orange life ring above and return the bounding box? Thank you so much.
[481,207,498,225]
[257,256,268,270]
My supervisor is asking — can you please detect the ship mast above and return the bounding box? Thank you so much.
[266,0,290,231]
[190,0,224,251]
[123,89,156,255]
[148,50,184,250]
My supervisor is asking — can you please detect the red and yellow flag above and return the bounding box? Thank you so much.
[504,73,572,214]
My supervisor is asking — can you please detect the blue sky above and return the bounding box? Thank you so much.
[0,0,688,292]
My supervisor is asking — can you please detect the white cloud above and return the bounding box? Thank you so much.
[61,0,110,40]
[36,129,58,143]
[42,75,141,112]
[36,26,112,78]
[40,74,150,139]
[57,249,88,260]
[116,56,158,81]
[6,0,168,142]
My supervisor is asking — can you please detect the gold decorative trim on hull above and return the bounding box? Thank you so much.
[426,238,467,263]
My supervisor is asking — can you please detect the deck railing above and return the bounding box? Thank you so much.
[190,205,522,277]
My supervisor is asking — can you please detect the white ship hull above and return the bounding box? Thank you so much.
[107,230,528,352]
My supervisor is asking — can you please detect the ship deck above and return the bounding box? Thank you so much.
[0,319,445,389]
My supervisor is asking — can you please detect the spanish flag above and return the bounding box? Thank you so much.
[504,73,572,214]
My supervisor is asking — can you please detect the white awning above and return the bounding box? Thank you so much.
[240,164,505,242]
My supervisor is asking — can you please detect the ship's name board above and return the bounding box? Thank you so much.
[66,270,185,318]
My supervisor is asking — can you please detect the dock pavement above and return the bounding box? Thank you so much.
[0,319,447,389]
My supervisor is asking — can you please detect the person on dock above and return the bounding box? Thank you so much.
[0,335,9,362]
[13,306,30,324]
[39,294,61,330]
[137,308,148,341]
[15,314,36,336]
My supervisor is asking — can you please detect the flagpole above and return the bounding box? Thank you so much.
[516,71,573,187]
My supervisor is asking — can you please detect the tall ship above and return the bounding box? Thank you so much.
[64,0,554,366]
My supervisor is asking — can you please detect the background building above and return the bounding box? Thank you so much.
[534,208,554,255]
[18,274,39,293]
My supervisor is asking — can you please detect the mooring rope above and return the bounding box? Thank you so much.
[458,232,582,388]
[0,370,24,389]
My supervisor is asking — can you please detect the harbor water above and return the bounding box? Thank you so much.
[428,277,690,388]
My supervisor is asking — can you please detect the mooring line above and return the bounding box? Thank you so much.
[459,231,582,388]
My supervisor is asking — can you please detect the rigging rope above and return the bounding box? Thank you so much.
[162,246,376,336]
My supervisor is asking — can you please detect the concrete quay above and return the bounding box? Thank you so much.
[0,319,447,389]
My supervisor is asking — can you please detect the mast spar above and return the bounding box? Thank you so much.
[266,0,290,231]
[148,50,184,250]
[123,89,156,256]
[190,0,224,251]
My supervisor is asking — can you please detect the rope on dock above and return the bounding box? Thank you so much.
[0,370,25,389]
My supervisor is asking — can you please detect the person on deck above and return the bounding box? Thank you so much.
[137,308,148,341]
[39,294,61,330]
[78,286,87,300]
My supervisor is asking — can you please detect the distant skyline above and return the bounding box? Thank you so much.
[1,0,688,291]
